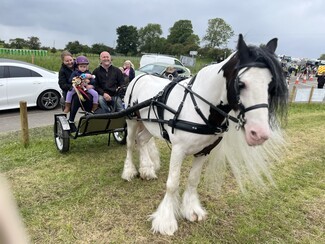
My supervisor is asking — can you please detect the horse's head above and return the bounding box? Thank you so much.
[221,34,288,146]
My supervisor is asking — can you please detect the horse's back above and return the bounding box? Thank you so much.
[125,75,171,106]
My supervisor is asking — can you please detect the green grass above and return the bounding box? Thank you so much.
[0,103,324,243]
[0,53,209,75]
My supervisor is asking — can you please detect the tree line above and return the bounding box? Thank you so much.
[2,18,325,61]
[1,18,233,60]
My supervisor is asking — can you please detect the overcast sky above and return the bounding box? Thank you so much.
[1,0,324,59]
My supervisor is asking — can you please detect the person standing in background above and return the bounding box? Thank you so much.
[121,60,135,85]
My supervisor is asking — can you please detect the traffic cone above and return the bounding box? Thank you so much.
[309,74,313,81]
[295,76,299,84]
[303,75,307,83]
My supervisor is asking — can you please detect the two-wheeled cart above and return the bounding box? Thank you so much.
[54,112,127,153]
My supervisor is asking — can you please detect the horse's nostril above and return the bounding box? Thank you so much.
[251,130,257,138]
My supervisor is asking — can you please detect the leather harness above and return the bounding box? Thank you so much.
[127,62,270,156]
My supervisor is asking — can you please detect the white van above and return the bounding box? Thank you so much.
[140,54,190,75]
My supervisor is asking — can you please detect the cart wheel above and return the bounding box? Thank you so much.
[54,116,70,153]
[113,130,127,145]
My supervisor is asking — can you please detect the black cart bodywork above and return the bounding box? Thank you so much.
[54,113,127,153]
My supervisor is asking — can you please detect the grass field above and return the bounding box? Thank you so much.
[0,103,324,243]
[0,53,209,75]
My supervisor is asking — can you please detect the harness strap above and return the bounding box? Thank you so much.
[194,136,223,157]
[178,83,239,124]
[244,103,269,113]
[157,75,231,138]
[169,76,197,134]
[189,92,210,125]
[156,81,179,140]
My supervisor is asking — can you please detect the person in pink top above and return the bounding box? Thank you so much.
[121,60,135,85]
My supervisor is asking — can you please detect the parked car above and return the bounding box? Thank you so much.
[140,54,191,75]
[135,62,191,78]
[0,58,61,110]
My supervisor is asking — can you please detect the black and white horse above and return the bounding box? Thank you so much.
[122,34,288,235]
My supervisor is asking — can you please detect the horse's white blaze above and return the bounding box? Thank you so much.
[239,68,272,145]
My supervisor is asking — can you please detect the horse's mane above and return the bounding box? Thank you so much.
[221,43,288,127]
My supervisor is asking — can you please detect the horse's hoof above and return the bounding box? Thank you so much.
[121,171,138,181]
[140,173,157,180]
[139,167,157,180]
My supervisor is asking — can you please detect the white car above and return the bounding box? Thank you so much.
[135,62,191,78]
[140,54,191,75]
[0,59,61,110]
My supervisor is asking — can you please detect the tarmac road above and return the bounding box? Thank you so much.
[0,107,59,133]
[0,75,318,133]
[0,107,82,134]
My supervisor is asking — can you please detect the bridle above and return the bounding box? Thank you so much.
[182,62,270,130]
[230,62,270,129]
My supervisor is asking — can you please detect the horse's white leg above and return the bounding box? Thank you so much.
[122,120,139,181]
[150,146,184,235]
[147,138,161,172]
[182,155,208,222]
[137,128,157,180]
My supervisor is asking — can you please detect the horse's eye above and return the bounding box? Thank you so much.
[238,81,246,90]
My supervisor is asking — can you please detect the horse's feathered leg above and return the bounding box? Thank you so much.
[150,146,184,235]
[122,120,139,181]
[147,138,160,172]
[137,128,158,180]
[182,156,208,222]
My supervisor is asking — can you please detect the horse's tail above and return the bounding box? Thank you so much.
[205,113,287,193]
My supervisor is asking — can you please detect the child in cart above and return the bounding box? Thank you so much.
[64,56,99,113]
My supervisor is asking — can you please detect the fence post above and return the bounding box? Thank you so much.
[290,85,297,103]
[19,101,29,147]
[308,86,315,103]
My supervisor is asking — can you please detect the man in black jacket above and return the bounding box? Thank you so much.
[93,51,124,112]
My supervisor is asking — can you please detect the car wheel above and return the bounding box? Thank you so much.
[113,130,127,144]
[37,90,61,110]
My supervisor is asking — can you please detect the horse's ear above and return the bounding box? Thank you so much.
[265,38,278,54]
[237,34,250,64]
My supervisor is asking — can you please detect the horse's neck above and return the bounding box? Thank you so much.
[192,61,229,106]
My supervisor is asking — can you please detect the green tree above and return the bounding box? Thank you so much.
[154,37,168,53]
[138,23,163,53]
[116,25,138,55]
[319,54,325,60]
[27,36,41,49]
[65,41,84,54]
[202,18,234,48]
[9,38,27,49]
[167,20,200,46]
[0,39,5,48]
[91,43,113,55]
[166,20,200,55]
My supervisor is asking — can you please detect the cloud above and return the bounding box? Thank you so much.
[1,0,324,58]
